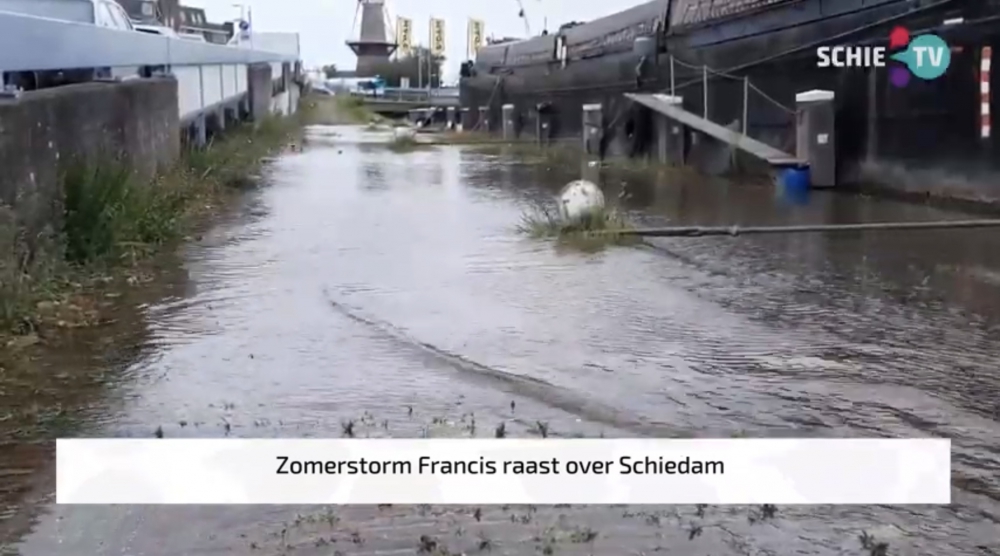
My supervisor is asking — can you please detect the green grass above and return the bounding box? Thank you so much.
[517,205,638,251]
[335,94,382,125]
[386,134,427,153]
[0,113,304,335]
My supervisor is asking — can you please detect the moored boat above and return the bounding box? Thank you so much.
[460,0,1000,199]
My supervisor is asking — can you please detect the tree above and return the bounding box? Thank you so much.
[367,47,445,88]
[321,64,338,79]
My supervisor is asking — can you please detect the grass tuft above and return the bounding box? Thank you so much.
[517,204,637,251]
[386,134,427,153]
[0,111,305,335]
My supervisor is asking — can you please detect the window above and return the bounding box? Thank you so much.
[141,1,155,16]
[97,3,119,27]
[105,2,132,29]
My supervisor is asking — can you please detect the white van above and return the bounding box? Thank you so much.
[0,0,139,90]
[0,0,133,29]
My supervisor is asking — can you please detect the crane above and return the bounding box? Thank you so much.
[514,0,531,36]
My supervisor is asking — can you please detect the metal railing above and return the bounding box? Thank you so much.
[664,54,796,137]
[350,87,460,106]
[0,11,302,124]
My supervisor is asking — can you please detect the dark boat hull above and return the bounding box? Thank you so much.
[460,0,1000,199]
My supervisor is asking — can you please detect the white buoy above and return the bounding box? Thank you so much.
[558,180,605,224]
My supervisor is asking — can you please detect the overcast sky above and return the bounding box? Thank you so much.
[185,0,643,81]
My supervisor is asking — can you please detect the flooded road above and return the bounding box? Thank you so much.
[6,124,1000,555]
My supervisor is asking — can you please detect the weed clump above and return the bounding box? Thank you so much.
[517,204,637,250]
[334,95,383,125]
[0,113,303,335]
[386,134,426,153]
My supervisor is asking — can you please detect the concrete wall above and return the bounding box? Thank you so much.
[0,78,179,237]
[270,82,301,117]
[247,63,273,124]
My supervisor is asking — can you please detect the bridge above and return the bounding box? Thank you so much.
[352,87,461,115]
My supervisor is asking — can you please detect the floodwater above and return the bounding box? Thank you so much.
[3,124,1000,555]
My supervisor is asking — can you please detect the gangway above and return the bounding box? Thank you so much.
[625,92,802,167]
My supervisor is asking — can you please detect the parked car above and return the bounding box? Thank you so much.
[178,31,207,42]
[132,23,179,77]
[0,0,139,90]
[133,23,179,38]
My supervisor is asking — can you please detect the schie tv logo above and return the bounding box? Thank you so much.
[816,26,951,87]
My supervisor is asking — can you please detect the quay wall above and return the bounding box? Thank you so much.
[0,62,293,243]
[0,79,180,239]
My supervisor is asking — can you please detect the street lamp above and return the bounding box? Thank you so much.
[231,3,253,47]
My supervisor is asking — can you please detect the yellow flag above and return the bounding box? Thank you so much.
[429,17,446,56]
[467,19,484,59]
[396,17,412,56]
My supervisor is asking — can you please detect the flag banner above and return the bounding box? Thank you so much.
[468,19,484,59]
[429,17,446,56]
[396,16,412,55]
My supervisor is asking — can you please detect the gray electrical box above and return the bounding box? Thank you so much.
[795,90,836,188]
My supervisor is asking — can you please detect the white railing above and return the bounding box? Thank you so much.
[0,11,298,72]
[0,11,301,124]
[174,64,251,123]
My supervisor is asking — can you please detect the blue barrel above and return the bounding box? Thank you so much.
[780,166,811,191]
[777,166,811,205]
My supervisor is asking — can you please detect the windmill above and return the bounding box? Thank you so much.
[346,0,398,76]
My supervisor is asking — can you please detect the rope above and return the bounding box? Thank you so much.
[749,82,796,115]
[612,219,1000,238]
[471,76,503,132]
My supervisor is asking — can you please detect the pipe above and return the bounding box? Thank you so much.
[612,219,1000,238]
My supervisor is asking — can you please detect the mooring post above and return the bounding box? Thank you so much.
[702,65,708,119]
[670,56,676,96]
[795,89,836,188]
[502,103,515,140]
[460,107,472,131]
[582,103,603,157]
[655,95,686,167]
[478,105,489,131]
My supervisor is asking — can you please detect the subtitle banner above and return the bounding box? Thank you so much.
[56,438,950,505]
